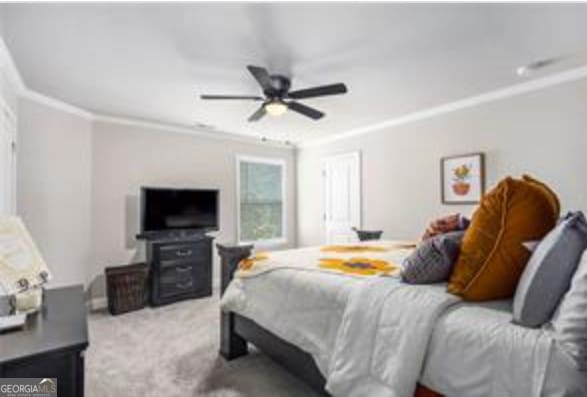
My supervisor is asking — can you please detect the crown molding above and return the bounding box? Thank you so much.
[20,89,95,120]
[18,92,293,149]
[93,113,294,149]
[299,64,587,148]
[1,35,94,119]
[0,37,25,93]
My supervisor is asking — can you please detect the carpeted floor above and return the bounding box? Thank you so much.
[86,294,323,397]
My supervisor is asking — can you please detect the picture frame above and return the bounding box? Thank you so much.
[441,152,485,204]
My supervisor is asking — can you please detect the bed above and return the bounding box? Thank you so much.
[217,242,587,397]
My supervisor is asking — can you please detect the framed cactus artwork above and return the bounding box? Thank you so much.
[441,153,485,204]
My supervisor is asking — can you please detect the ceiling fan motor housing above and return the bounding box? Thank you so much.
[266,75,291,98]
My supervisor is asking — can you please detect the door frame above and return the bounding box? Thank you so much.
[321,151,361,244]
[0,97,17,215]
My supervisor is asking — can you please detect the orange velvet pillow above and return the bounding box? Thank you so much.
[447,175,559,301]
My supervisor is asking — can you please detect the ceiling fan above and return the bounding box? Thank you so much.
[200,65,347,122]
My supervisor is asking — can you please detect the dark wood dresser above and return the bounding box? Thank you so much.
[0,285,89,397]
[147,234,214,306]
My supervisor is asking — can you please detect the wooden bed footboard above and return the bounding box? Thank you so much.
[217,242,328,394]
[217,243,442,397]
[217,243,253,360]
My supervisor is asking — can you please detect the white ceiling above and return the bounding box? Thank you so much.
[2,3,587,144]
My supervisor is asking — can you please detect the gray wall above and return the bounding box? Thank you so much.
[297,78,587,246]
[17,98,296,299]
[89,121,296,300]
[17,98,93,288]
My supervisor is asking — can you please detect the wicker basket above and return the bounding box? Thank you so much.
[105,263,148,315]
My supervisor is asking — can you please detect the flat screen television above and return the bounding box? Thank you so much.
[140,187,219,234]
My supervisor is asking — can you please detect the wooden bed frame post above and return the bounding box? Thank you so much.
[217,243,254,360]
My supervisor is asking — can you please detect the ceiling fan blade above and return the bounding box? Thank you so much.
[248,106,266,122]
[287,101,324,120]
[247,65,274,92]
[200,94,264,100]
[288,83,347,99]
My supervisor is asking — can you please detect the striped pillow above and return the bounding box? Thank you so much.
[402,231,464,284]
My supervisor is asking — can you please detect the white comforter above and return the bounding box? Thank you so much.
[422,300,587,397]
[326,278,459,397]
[222,265,357,374]
[221,243,586,397]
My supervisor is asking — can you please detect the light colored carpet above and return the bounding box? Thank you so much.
[86,294,323,397]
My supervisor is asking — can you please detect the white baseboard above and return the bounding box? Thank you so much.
[87,296,108,311]
[87,282,220,312]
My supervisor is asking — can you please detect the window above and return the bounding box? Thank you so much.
[237,156,286,244]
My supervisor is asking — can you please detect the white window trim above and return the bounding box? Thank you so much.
[236,155,287,247]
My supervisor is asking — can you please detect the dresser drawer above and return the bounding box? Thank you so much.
[159,279,197,298]
[159,263,193,284]
[158,243,198,262]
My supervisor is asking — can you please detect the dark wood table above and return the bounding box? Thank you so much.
[0,285,89,397]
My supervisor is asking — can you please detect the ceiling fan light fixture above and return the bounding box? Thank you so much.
[201,65,347,121]
[264,100,288,117]
[516,65,530,77]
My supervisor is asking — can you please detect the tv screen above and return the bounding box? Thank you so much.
[141,187,219,233]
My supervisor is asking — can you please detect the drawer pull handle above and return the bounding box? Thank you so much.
[176,281,193,289]
[176,249,192,257]
[176,266,192,273]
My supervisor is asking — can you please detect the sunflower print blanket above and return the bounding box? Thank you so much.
[234,241,416,279]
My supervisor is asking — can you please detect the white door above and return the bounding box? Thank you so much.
[322,152,361,244]
[0,103,16,216]
[8,110,17,214]
[0,106,8,215]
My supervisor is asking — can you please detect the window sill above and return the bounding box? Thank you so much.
[238,238,288,250]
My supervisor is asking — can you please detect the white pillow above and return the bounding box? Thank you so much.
[551,249,587,371]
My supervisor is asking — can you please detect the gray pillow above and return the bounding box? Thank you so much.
[513,211,587,328]
[551,249,587,370]
[401,231,463,284]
